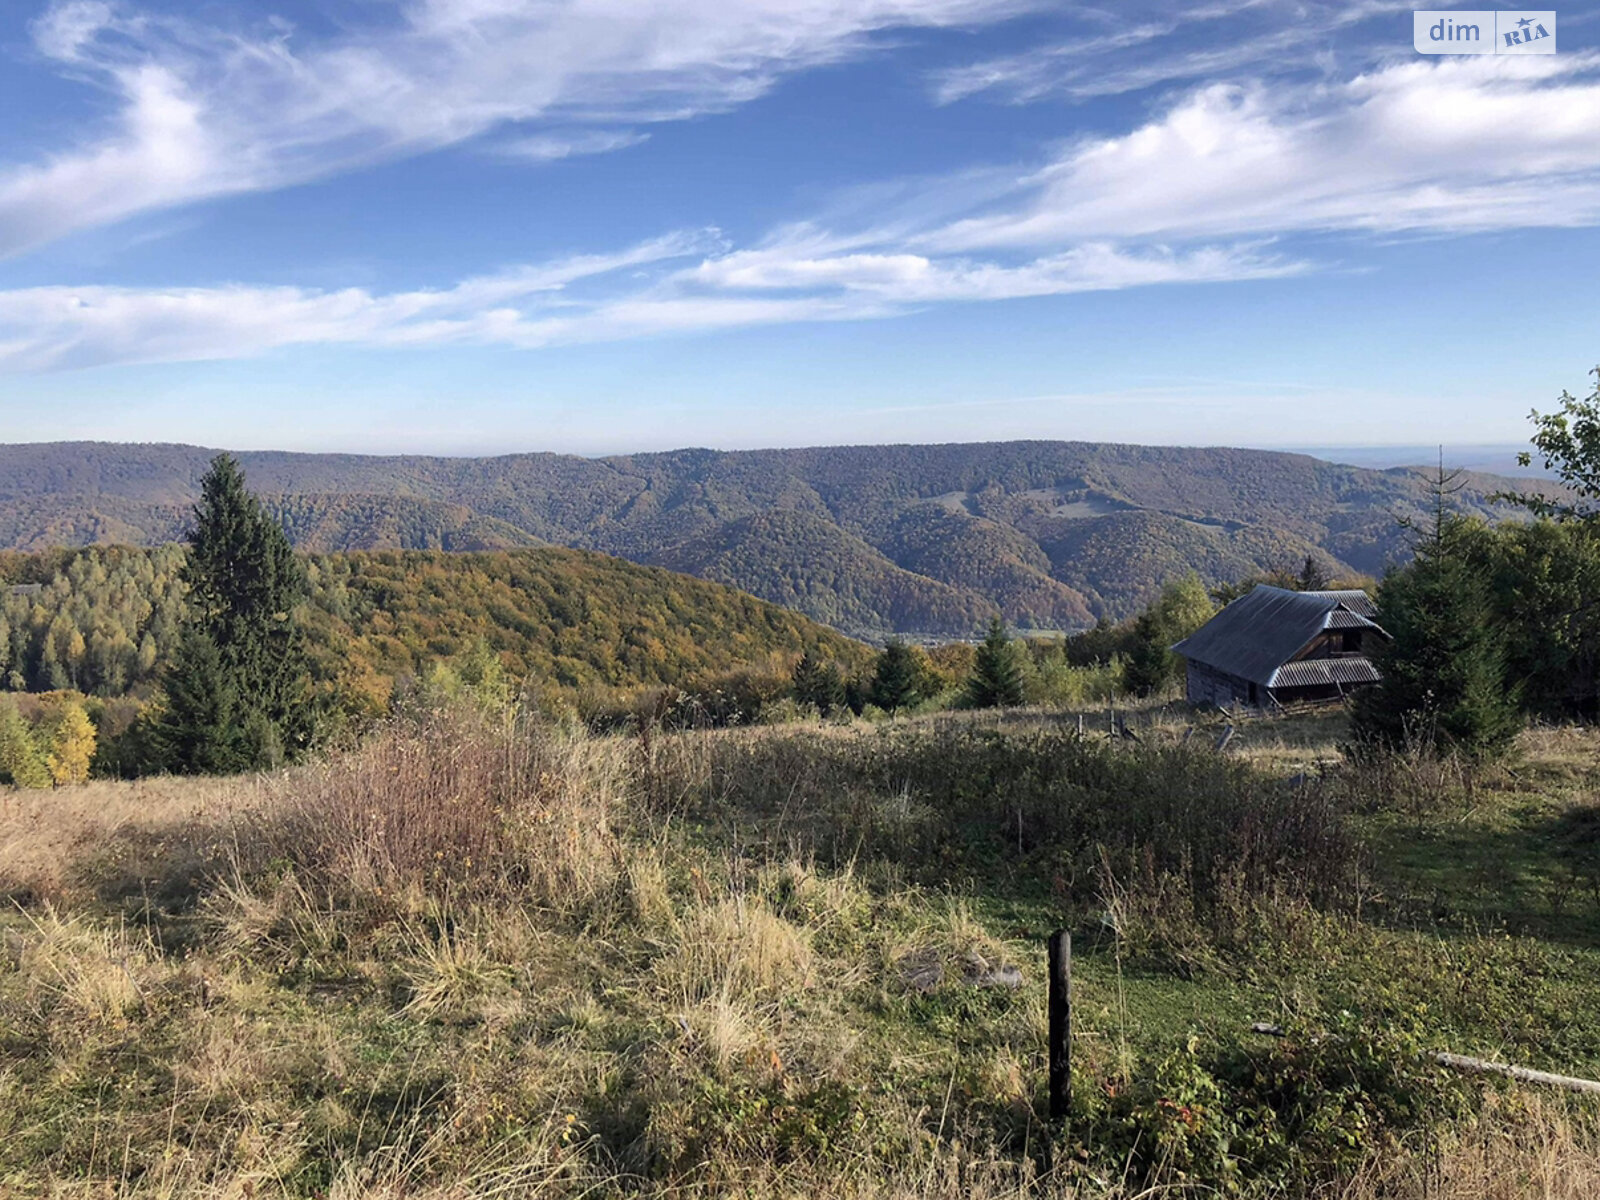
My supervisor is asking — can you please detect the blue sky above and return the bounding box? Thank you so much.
[2,0,1599,454]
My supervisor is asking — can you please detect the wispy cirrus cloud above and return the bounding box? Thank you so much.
[931,0,1402,104]
[686,237,1295,300]
[0,235,1294,371]
[7,39,1600,372]
[490,129,651,162]
[0,0,1037,258]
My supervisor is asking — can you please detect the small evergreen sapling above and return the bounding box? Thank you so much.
[792,649,846,715]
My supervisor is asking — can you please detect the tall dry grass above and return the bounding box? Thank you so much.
[1338,1094,1600,1200]
[6,710,1600,1197]
[245,709,633,914]
[0,773,254,904]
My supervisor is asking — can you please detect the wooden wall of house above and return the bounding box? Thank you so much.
[1185,660,1254,707]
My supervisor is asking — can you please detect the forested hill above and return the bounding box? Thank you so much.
[0,545,870,710]
[0,440,1535,635]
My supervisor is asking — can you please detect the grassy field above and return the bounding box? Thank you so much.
[2,704,1600,1197]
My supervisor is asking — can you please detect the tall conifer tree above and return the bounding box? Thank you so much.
[1351,464,1520,759]
[156,454,312,772]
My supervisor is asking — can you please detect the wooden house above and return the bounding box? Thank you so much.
[1172,585,1386,708]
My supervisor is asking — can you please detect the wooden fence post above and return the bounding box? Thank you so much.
[1048,930,1071,1120]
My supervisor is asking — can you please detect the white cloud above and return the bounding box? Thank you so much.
[7,15,1600,372]
[927,54,1600,248]
[930,0,1400,104]
[0,231,717,369]
[0,64,224,255]
[0,0,1034,257]
[0,233,1292,371]
[492,129,650,161]
[688,239,1295,300]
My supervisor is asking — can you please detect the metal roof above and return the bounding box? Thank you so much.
[1321,589,1378,619]
[1172,585,1385,688]
[1270,658,1382,690]
[1325,610,1373,629]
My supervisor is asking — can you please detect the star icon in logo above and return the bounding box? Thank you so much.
[1517,16,1533,28]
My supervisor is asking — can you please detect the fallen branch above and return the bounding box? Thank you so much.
[1433,1052,1600,1096]
[1248,1024,1600,1095]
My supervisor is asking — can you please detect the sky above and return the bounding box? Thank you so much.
[1,0,1599,456]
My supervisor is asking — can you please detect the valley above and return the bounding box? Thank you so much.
[0,440,1533,637]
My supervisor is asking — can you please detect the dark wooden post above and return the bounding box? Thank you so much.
[1048,929,1071,1120]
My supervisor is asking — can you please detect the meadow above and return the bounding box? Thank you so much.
[3,703,1600,1197]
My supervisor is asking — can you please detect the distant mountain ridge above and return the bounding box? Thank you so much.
[0,439,1537,636]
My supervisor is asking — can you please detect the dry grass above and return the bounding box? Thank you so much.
[5,709,1600,1197]
[0,773,253,902]
[13,905,154,1028]
[1340,1094,1600,1200]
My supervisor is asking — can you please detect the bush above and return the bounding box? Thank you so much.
[1022,647,1123,707]
[1073,1012,1465,1190]
[248,708,628,913]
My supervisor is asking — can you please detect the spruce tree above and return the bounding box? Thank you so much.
[156,454,312,772]
[1122,607,1171,697]
[869,638,923,713]
[813,661,846,716]
[965,617,1025,708]
[155,630,249,774]
[791,650,847,716]
[792,649,825,709]
[1297,554,1331,591]
[1351,465,1520,760]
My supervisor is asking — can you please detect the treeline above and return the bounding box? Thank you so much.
[1353,476,1600,759]
[1344,373,1600,759]
[0,547,184,694]
[0,533,1325,761]
[0,545,872,710]
[0,457,881,782]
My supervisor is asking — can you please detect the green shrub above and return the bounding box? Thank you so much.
[1072,1013,1466,1191]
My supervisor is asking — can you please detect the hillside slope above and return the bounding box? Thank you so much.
[0,545,869,704]
[881,505,1094,629]
[269,494,542,553]
[647,510,996,637]
[0,439,1538,633]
